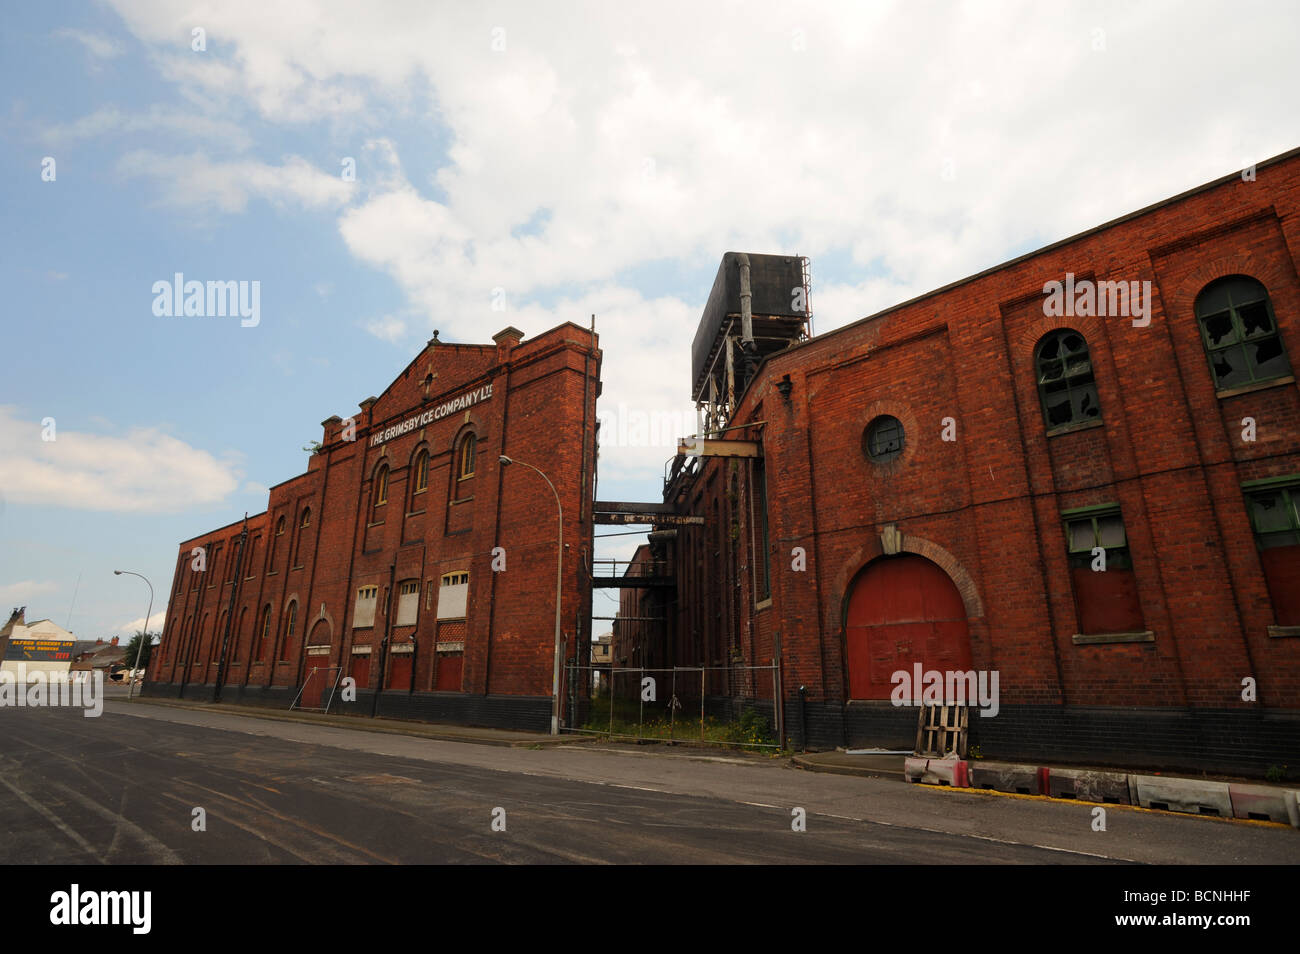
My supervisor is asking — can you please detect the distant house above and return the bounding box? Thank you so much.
[1,607,78,680]
[70,637,129,681]
[590,632,611,691]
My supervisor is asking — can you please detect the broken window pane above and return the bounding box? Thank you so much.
[1037,329,1102,430]
[1251,337,1291,379]
[865,415,904,462]
[1212,348,1249,388]
[1039,357,1064,383]
[1239,301,1273,337]
[1203,311,1236,346]
[1075,384,1101,419]
[1046,394,1073,427]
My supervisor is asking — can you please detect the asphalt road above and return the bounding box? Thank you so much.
[1,701,1294,864]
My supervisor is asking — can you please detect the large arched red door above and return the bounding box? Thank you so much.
[845,554,972,700]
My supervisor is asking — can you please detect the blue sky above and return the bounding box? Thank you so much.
[2,1,1297,638]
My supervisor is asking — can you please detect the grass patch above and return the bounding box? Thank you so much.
[581,693,776,749]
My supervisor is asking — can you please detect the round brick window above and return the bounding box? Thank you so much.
[864,415,905,463]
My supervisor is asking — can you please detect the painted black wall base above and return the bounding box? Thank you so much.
[790,698,1300,778]
[140,681,551,733]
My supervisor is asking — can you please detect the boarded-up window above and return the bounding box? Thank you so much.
[1064,506,1144,635]
[437,571,469,620]
[396,580,420,627]
[1245,480,1300,626]
[354,585,379,628]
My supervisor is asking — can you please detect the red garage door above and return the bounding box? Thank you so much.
[845,555,972,700]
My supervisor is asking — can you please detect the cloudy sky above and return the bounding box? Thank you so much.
[2,1,1297,639]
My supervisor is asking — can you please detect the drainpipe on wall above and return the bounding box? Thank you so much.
[213,515,249,703]
[371,562,396,718]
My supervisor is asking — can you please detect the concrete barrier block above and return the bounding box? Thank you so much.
[1047,767,1133,804]
[1227,783,1292,823]
[969,760,1041,795]
[903,756,928,783]
[1133,775,1232,817]
[921,757,970,787]
[1285,790,1299,829]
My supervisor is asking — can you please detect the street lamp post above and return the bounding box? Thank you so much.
[498,454,564,735]
[113,569,154,701]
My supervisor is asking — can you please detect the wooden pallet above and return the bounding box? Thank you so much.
[914,704,969,758]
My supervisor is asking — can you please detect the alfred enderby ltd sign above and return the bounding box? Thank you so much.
[368,383,494,448]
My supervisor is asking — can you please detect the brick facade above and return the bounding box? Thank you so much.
[660,150,1300,775]
[146,323,601,728]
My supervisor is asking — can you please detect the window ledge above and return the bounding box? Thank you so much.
[755,598,773,611]
[406,510,426,518]
[291,565,303,571]
[1046,419,1104,438]
[449,497,475,506]
[1215,375,1295,399]
[367,520,385,528]
[1072,631,1154,645]
[1267,625,1300,638]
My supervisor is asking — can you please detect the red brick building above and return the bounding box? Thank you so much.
[146,323,601,731]
[660,149,1300,774]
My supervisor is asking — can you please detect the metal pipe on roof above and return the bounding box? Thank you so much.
[737,252,754,347]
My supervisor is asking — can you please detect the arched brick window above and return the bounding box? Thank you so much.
[257,605,272,661]
[1035,329,1101,431]
[279,600,297,661]
[413,449,429,495]
[373,463,389,521]
[458,434,476,480]
[1194,276,1291,391]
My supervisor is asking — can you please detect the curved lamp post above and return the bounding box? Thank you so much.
[113,569,154,701]
[499,455,563,735]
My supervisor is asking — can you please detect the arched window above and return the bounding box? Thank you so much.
[413,449,429,495]
[294,508,310,568]
[372,463,389,521]
[279,601,297,661]
[1194,276,1291,390]
[1035,329,1101,431]
[270,515,285,570]
[458,434,476,480]
[257,605,272,661]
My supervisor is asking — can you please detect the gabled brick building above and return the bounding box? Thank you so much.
[146,323,601,730]
[660,149,1300,774]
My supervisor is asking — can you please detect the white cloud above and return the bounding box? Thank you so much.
[118,610,167,636]
[54,28,123,60]
[363,313,410,344]
[40,105,254,150]
[95,0,1300,485]
[0,580,59,603]
[101,1,1300,324]
[0,406,241,513]
[116,150,354,214]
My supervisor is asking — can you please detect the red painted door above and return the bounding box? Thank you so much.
[845,555,972,700]
[435,653,463,691]
[301,662,325,708]
[351,655,370,692]
[387,654,411,689]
